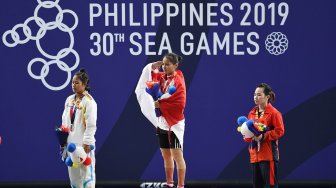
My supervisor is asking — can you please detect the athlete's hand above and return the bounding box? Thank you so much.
[253,134,263,141]
[83,144,91,153]
[152,61,163,70]
[154,101,160,108]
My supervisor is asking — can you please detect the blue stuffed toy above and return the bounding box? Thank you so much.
[237,116,270,151]
[145,81,176,117]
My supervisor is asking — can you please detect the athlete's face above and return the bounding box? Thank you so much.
[72,75,86,94]
[162,57,178,75]
[254,87,270,106]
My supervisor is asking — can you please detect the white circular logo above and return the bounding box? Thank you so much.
[265,32,289,55]
[2,0,79,91]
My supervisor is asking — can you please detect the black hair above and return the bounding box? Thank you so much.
[164,52,183,65]
[75,68,91,92]
[257,83,275,103]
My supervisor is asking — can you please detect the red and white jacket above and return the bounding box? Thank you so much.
[135,63,186,148]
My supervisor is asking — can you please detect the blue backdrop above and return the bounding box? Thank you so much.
[0,0,336,182]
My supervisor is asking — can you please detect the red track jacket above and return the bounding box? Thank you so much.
[247,103,285,163]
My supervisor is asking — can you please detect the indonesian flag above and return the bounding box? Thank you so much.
[152,70,186,127]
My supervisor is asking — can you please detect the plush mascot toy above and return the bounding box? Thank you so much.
[160,86,177,100]
[55,124,69,161]
[237,116,254,142]
[145,81,176,117]
[237,116,270,151]
[65,143,95,168]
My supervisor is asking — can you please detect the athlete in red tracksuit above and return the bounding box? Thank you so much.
[247,83,285,188]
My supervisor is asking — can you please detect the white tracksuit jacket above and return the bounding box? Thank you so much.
[62,91,97,188]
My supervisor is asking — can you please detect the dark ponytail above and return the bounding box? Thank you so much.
[164,52,183,65]
[257,83,275,103]
[75,68,91,92]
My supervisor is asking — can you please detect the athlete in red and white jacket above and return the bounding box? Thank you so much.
[135,53,187,188]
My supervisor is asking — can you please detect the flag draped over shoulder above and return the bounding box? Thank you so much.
[158,70,186,127]
[135,63,186,149]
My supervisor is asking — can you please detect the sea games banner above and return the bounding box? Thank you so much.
[0,0,336,182]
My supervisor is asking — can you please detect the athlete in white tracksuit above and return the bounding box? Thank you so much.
[62,69,97,188]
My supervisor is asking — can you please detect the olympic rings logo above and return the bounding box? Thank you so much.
[2,0,79,91]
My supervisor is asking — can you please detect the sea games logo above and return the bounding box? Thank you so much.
[88,2,289,56]
[2,0,79,91]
